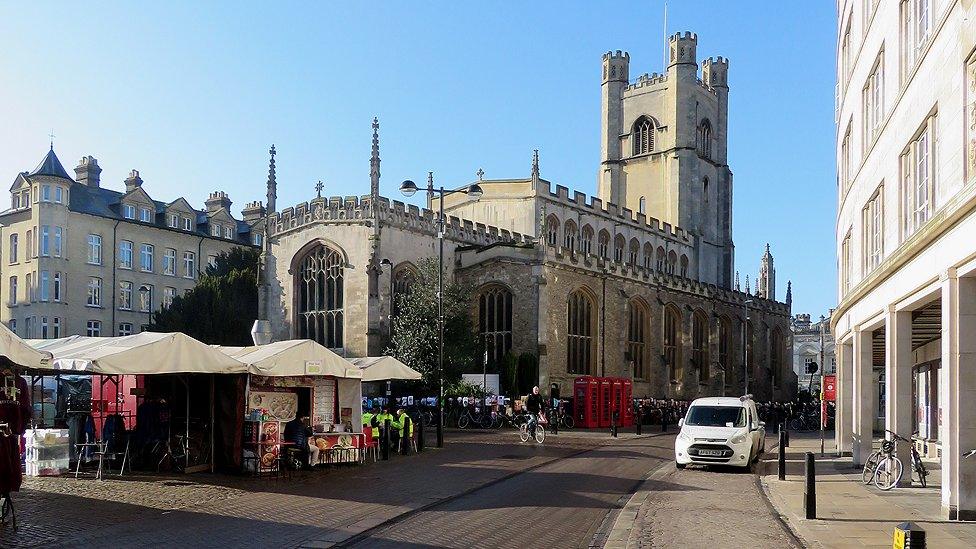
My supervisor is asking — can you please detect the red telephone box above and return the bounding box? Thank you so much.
[598,378,613,428]
[620,379,634,427]
[610,378,623,426]
[573,376,599,429]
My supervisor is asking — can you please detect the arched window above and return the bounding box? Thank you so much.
[598,229,611,259]
[613,234,626,263]
[297,244,344,348]
[628,238,640,265]
[664,305,681,382]
[628,299,649,379]
[703,177,710,204]
[698,119,712,159]
[392,265,417,319]
[656,247,666,271]
[567,289,596,375]
[667,250,678,274]
[633,116,654,155]
[770,328,784,387]
[680,254,689,277]
[642,243,653,269]
[692,310,709,382]
[563,220,578,252]
[638,196,646,214]
[545,215,559,247]
[479,286,513,369]
[580,225,594,255]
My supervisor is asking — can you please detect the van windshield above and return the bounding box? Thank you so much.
[685,405,746,428]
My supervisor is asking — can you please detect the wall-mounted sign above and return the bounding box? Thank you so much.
[305,360,323,375]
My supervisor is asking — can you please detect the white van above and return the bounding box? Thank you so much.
[674,395,765,469]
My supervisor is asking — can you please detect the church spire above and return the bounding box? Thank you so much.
[531,149,540,180]
[786,280,793,308]
[370,117,381,199]
[745,275,751,295]
[266,145,277,214]
[757,243,776,300]
[426,171,434,209]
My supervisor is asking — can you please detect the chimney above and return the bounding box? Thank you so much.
[74,156,102,187]
[124,169,143,192]
[241,200,265,223]
[205,191,232,213]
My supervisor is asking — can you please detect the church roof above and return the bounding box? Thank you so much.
[29,147,73,180]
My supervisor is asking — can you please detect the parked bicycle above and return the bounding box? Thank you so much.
[552,406,575,429]
[457,407,492,429]
[873,430,928,490]
[788,411,820,431]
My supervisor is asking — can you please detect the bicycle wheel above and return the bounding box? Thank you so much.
[874,456,904,491]
[914,455,928,488]
[861,451,881,484]
[519,424,530,443]
[789,418,804,431]
[534,425,546,444]
[458,414,470,429]
[563,415,575,429]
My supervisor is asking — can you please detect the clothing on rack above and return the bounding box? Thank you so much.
[0,373,30,493]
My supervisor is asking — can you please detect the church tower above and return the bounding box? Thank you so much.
[597,32,734,288]
[757,244,776,300]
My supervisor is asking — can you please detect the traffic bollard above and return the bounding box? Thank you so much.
[552,410,558,435]
[636,406,643,436]
[804,452,816,519]
[417,418,425,452]
[382,419,391,461]
[611,411,618,438]
[893,521,925,549]
[778,431,787,480]
[784,424,790,448]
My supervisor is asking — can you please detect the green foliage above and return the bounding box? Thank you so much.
[444,379,490,398]
[150,247,260,345]
[502,352,519,395]
[386,257,479,390]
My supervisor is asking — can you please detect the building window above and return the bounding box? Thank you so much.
[664,305,681,382]
[642,243,653,270]
[53,227,62,257]
[628,238,639,265]
[253,233,263,247]
[297,245,344,348]
[40,226,50,256]
[567,289,595,375]
[27,272,34,302]
[901,116,935,239]
[639,196,646,214]
[391,266,417,320]
[55,186,63,204]
[26,229,32,261]
[119,281,133,310]
[87,277,102,307]
[598,230,610,259]
[703,178,710,204]
[207,255,217,270]
[718,317,732,379]
[545,215,559,247]
[667,250,677,275]
[211,224,221,237]
[628,299,648,379]
[40,271,49,302]
[680,254,689,277]
[9,234,17,264]
[842,229,853,295]
[163,287,176,308]
[841,13,852,84]
[52,317,60,338]
[225,226,234,239]
[8,319,14,335]
[86,320,101,337]
[119,241,133,269]
[24,317,32,338]
[863,186,884,273]
[140,244,154,272]
[140,284,154,313]
[53,272,61,302]
[698,119,713,159]
[118,322,133,336]
[901,0,931,77]
[478,286,513,370]
[41,185,51,202]
[656,247,666,271]
[841,122,852,194]
[8,276,16,306]
[122,204,136,219]
[163,248,177,276]
[692,310,708,382]
[863,51,885,146]
[633,117,654,155]
[183,217,192,231]
[563,220,577,252]
[746,321,756,380]
[139,207,152,223]
[169,214,179,228]
[183,252,196,279]
[41,317,49,339]
[87,234,102,265]
[613,234,625,262]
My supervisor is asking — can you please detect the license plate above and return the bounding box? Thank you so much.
[699,449,724,457]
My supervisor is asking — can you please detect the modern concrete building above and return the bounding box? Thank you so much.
[833,0,976,520]
[0,147,262,338]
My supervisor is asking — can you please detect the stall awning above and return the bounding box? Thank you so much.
[26,332,246,375]
[0,320,51,369]
[217,340,361,379]
[349,356,422,382]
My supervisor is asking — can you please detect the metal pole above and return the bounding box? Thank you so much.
[820,320,826,455]
[743,301,750,395]
[437,188,445,448]
[778,431,787,480]
[804,452,817,519]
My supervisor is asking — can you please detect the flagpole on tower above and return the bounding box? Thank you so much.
[663,0,669,71]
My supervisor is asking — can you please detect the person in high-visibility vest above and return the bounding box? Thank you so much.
[362,405,380,439]
[395,409,413,453]
[376,407,396,446]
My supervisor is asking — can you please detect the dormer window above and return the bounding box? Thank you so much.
[253,233,263,247]
[122,204,136,219]
[169,214,179,228]
[140,207,152,223]
[224,226,234,239]
[12,193,20,209]
[183,217,192,231]
[211,224,221,237]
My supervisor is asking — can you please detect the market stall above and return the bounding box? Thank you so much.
[349,356,421,382]
[217,340,364,472]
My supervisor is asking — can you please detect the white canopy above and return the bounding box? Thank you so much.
[217,339,361,379]
[349,356,422,382]
[0,320,51,369]
[26,332,246,375]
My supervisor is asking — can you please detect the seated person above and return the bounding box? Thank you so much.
[283,416,314,468]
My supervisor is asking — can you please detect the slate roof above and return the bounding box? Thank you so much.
[29,147,72,180]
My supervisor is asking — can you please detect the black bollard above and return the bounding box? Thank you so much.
[778,431,787,481]
[551,408,558,436]
[804,452,816,519]
[636,406,643,435]
[784,424,790,448]
[417,417,425,452]
[612,411,618,438]
[382,419,391,461]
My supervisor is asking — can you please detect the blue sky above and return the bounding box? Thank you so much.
[0,1,837,316]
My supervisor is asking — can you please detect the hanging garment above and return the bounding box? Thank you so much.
[0,375,31,493]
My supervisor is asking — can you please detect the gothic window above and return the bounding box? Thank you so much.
[628,299,649,379]
[563,220,578,252]
[297,244,344,349]
[667,250,678,274]
[770,328,784,387]
[703,177,709,204]
[613,234,626,263]
[580,225,594,255]
[656,247,666,271]
[545,215,560,247]
[392,265,417,319]
[664,305,681,382]
[698,119,713,159]
[718,316,732,379]
[642,243,653,269]
[633,116,654,156]
[692,310,709,382]
[479,285,513,370]
[598,230,611,259]
[680,254,689,277]
[628,238,640,265]
[567,289,595,375]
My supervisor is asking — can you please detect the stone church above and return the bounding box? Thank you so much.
[259,32,797,401]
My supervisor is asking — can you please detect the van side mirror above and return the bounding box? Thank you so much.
[678,418,684,427]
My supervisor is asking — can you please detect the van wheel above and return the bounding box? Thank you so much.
[675,462,686,470]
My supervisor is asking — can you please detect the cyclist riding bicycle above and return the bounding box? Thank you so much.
[525,386,544,439]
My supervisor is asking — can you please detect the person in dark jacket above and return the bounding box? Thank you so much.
[525,386,544,440]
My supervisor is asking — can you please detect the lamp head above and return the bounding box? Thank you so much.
[466,183,484,199]
[399,180,418,197]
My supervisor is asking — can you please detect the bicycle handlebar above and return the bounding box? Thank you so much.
[884,429,914,443]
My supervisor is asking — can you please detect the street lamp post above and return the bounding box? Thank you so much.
[742,299,753,396]
[400,177,483,448]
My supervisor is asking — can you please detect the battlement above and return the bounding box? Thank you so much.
[669,31,698,44]
[702,56,730,90]
[602,50,630,61]
[624,72,668,92]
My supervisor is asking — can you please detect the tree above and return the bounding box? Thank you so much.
[150,247,260,345]
[386,258,479,390]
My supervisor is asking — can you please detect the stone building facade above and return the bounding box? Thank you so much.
[0,147,262,338]
[262,32,796,401]
[791,313,835,394]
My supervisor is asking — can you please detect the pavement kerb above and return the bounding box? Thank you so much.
[318,430,674,549]
[597,455,674,549]
[755,439,813,549]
